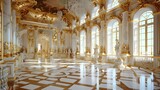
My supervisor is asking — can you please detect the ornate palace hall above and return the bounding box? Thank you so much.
[0,0,160,90]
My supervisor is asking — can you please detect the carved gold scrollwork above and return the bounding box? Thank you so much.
[120,1,130,11]
[121,44,130,55]
[13,0,37,11]
[153,1,160,11]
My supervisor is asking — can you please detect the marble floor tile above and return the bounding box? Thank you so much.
[31,71,44,75]
[46,78,58,81]
[99,84,123,90]
[14,60,158,90]
[60,78,77,83]
[120,77,137,82]
[36,76,47,79]
[69,84,93,90]
[38,80,54,84]
[67,75,80,79]
[56,82,70,86]
[42,86,64,90]
[17,77,28,81]
[28,78,40,81]
[101,79,120,85]
[79,77,97,85]
[21,74,37,77]
[17,81,29,84]
[121,80,140,89]
[21,84,40,90]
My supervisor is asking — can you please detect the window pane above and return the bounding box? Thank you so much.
[147,40,153,46]
[140,47,145,55]
[140,34,145,40]
[147,32,153,39]
[140,21,145,25]
[147,19,153,23]
[135,10,154,56]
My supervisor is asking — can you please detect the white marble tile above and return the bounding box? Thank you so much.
[21,74,36,77]
[67,75,80,79]
[42,86,64,90]
[17,72,27,75]
[60,78,77,83]
[21,84,40,90]
[101,79,120,85]
[17,77,28,81]
[72,73,80,76]
[120,77,137,82]
[79,77,97,85]
[17,81,29,84]
[38,80,54,84]
[69,84,92,90]
[36,76,47,79]
[31,72,43,75]
[99,84,123,90]
[120,72,135,78]
[46,78,58,81]
[56,82,70,86]
[121,80,140,89]
[28,78,40,81]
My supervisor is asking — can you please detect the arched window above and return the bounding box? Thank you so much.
[107,20,119,55]
[133,10,154,56]
[91,26,99,56]
[91,5,99,20]
[107,0,119,11]
[80,30,86,56]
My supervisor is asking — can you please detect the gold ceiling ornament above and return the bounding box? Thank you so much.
[153,0,160,11]
[99,14,105,20]
[120,0,130,11]
[26,9,58,23]
[13,0,37,11]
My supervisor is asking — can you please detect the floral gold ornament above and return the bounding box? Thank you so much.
[121,44,130,56]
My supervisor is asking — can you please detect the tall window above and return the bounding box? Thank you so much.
[80,31,86,56]
[91,5,99,20]
[133,10,154,56]
[91,26,99,56]
[107,20,119,55]
[107,0,119,11]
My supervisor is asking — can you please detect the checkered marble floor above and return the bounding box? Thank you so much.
[14,59,160,90]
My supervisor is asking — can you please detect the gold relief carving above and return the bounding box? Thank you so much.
[4,42,9,51]
[120,1,130,11]
[153,1,160,11]
[28,30,34,47]
[86,47,90,54]
[121,44,130,55]
[99,13,105,20]
[10,42,14,54]
[13,0,37,10]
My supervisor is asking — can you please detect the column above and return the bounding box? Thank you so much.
[57,31,60,53]
[72,32,76,58]
[154,12,160,67]
[100,21,106,62]
[86,26,91,54]
[122,11,129,44]
[34,30,38,52]
[121,11,130,65]
[3,0,12,56]
[12,10,16,54]
[76,30,80,58]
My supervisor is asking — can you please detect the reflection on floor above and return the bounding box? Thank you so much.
[14,59,160,90]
